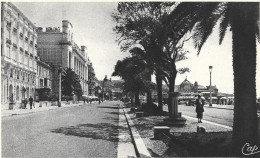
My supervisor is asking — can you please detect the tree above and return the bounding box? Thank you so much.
[73,73,83,102]
[61,67,83,103]
[112,55,154,106]
[88,62,97,95]
[112,2,190,114]
[167,2,259,154]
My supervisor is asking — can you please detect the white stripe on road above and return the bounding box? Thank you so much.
[122,107,151,158]
[117,108,136,158]
[182,114,233,130]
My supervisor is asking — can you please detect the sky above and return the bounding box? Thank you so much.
[13,2,260,97]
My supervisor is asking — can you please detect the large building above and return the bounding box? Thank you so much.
[1,2,38,109]
[177,77,218,97]
[35,59,54,101]
[36,20,89,97]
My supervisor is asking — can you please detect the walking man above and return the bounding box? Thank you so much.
[24,98,28,109]
[196,95,204,123]
[29,96,34,109]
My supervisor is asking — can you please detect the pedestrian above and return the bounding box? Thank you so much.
[24,98,28,109]
[29,96,34,109]
[196,95,204,123]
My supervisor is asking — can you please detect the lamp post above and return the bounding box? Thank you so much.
[209,66,213,107]
[102,75,108,101]
[58,67,62,107]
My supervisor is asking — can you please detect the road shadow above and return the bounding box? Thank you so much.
[102,116,119,123]
[97,106,119,109]
[105,112,119,115]
[51,123,127,142]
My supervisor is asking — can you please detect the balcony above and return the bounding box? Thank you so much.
[6,38,12,45]
[20,33,23,38]
[13,43,17,49]
[20,47,24,52]
[6,22,11,29]
[13,28,17,34]
[59,40,72,45]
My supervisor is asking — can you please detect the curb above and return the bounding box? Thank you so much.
[117,107,137,158]
[204,106,260,114]
[121,105,151,158]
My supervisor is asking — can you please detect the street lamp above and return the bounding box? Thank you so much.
[102,75,108,101]
[58,67,62,107]
[209,66,213,107]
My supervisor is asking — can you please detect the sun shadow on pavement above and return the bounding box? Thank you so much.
[105,112,119,115]
[51,123,127,142]
[97,106,119,109]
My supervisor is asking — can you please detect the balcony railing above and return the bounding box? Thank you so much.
[59,40,72,45]
[6,22,11,28]
[20,33,23,38]
[13,28,17,33]
[13,43,17,49]
[20,47,24,52]
[6,38,12,45]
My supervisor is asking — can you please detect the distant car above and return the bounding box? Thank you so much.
[188,99,196,106]
[179,100,188,106]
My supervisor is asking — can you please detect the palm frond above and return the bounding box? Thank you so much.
[219,4,230,45]
[192,3,224,53]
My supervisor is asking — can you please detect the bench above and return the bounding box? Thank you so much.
[136,112,144,117]
[154,126,170,139]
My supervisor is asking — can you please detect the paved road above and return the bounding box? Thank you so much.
[2,101,123,158]
[164,104,233,127]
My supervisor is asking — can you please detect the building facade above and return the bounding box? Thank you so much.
[35,60,54,101]
[177,77,218,97]
[1,2,38,109]
[36,20,89,97]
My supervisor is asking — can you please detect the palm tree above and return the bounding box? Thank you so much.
[167,2,259,154]
[112,54,154,106]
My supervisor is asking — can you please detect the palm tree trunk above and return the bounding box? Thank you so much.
[231,3,259,154]
[168,70,177,118]
[146,74,152,105]
[135,92,140,106]
[156,72,163,113]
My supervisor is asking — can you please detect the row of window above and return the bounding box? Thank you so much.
[6,19,36,40]
[9,68,35,84]
[8,27,37,48]
[6,38,37,58]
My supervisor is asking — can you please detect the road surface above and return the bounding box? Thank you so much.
[2,101,124,158]
[164,104,234,127]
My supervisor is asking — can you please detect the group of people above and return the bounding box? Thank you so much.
[23,96,34,109]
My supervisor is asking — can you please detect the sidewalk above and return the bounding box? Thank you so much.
[122,106,233,157]
[1,101,85,117]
